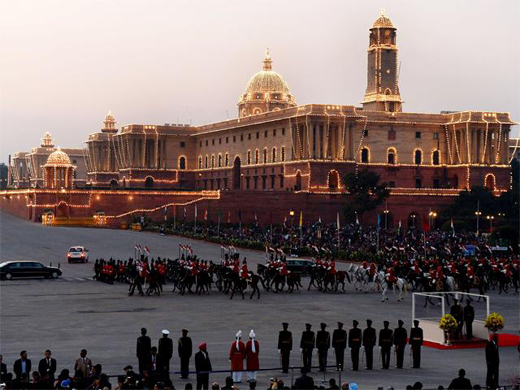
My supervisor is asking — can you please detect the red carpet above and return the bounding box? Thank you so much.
[422,333,520,349]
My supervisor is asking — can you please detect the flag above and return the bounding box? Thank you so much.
[318,216,322,224]
[377,214,381,229]
[227,210,231,223]
[355,213,359,225]
[254,212,258,224]
[144,246,150,254]
[268,246,275,252]
[299,211,303,228]
[337,212,340,230]
[450,218,455,236]
[183,207,186,219]
[398,220,402,230]
[134,244,139,251]
[283,215,287,227]
[204,208,208,221]
[312,245,320,253]
[195,204,198,219]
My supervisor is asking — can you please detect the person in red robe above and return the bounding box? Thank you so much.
[245,330,259,383]
[241,260,248,280]
[229,330,245,383]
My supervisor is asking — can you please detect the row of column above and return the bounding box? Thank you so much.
[448,125,508,165]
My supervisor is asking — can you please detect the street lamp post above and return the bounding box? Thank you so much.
[411,214,416,229]
[475,211,482,235]
[383,209,389,230]
[486,215,494,233]
[289,209,295,229]
[428,211,437,230]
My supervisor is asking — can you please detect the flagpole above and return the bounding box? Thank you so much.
[217,211,221,237]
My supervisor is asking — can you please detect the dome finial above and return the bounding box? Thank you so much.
[263,48,272,71]
[381,8,386,17]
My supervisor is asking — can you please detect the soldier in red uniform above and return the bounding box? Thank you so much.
[241,260,248,280]
[280,262,289,277]
[245,330,259,383]
[232,259,240,274]
[229,330,246,383]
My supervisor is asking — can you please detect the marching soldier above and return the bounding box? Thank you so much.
[362,319,376,370]
[316,323,330,372]
[394,320,407,369]
[278,323,292,373]
[409,320,423,369]
[300,323,315,372]
[332,322,347,371]
[379,321,393,369]
[178,329,192,379]
[348,320,362,371]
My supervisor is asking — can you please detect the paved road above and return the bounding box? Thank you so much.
[1,211,519,389]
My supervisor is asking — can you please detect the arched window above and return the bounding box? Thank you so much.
[255,149,259,164]
[145,176,154,188]
[432,150,440,165]
[272,147,277,163]
[247,150,251,165]
[328,170,339,190]
[253,108,262,115]
[263,148,268,164]
[205,155,208,169]
[414,149,422,165]
[179,156,186,170]
[387,148,396,164]
[225,153,229,167]
[198,156,202,169]
[218,154,222,167]
[361,147,369,163]
[281,147,286,162]
[484,174,495,190]
[211,155,215,168]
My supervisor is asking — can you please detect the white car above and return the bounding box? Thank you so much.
[67,246,89,263]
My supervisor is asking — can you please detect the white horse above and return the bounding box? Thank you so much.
[377,271,408,302]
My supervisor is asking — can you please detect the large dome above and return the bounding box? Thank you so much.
[238,49,296,117]
[45,147,72,166]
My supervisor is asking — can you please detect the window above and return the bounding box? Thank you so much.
[72,159,77,164]
[271,175,275,188]
[247,151,251,165]
[233,135,236,143]
[388,181,396,188]
[433,179,440,188]
[361,148,369,163]
[218,155,222,167]
[219,138,222,144]
[433,132,439,140]
[415,178,422,188]
[225,153,229,166]
[363,129,369,137]
[272,148,277,163]
[198,156,202,169]
[254,176,258,189]
[199,141,202,147]
[256,132,259,139]
[262,176,266,189]
[240,134,243,141]
[246,177,250,189]
[205,156,208,168]
[282,128,285,135]
[273,129,277,136]
[226,137,229,143]
[180,142,186,148]
[280,175,284,188]
[264,130,268,138]
[263,148,267,164]
[248,134,251,140]
[211,155,215,168]
[179,157,186,170]
[388,129,396,140]
[415,131,421,139]
[387,149,396,164]
[212,139,215,145]
[205,140,208,146]
[414,150,422,165]
[255,149,259,164]
[281,147,286,162]
[432,150,440,165]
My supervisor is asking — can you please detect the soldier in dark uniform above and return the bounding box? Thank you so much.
[393,320,407,369]
[485,333,500,388]
[379,321,393,369]
[409,320,423,368]
[278,323,292,373]
[316,323,330,372]
[450,299,464,339]
[463,299,475,340]
[158,330,173,380]
[332,322,346,371]
[348,320,362,371]
[300,323,315,372]
[178,329,192,379]
[362,320,376,370]
[136,328,151,375]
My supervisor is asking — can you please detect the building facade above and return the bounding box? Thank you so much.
[8,132,87,188]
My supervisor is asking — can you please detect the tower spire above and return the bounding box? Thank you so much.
[263,47,272,71]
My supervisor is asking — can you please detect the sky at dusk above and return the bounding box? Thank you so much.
[1,0,519,163]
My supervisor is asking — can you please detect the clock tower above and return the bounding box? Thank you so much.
[362,10,403,112]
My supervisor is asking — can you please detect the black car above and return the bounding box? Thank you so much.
[286,259,314,275]
[0,261,62,280]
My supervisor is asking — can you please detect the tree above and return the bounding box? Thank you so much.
[343,169,390,223]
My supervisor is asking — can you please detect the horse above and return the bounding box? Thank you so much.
[376,271,408,302]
